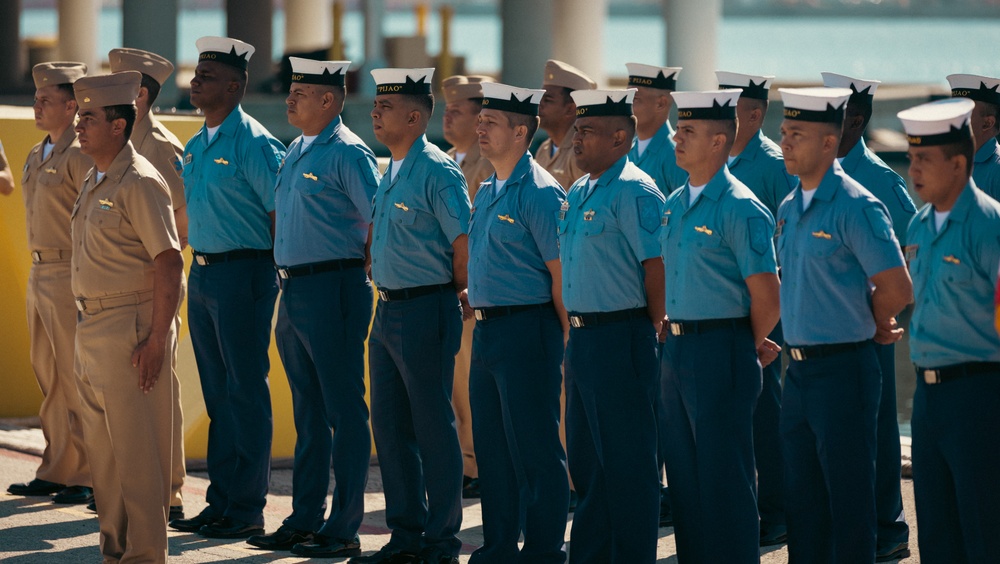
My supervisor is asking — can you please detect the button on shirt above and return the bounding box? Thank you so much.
[972,137,1000,201]
[660,166,776,320]
[274,116,380,266]
[370,135,470,290]
[727,130,795,218]
[467,152,565,308]
[21,126,93,252]
[559,155,665,312]
[628,121,688,196]
[840,138,916,245]
[907,182,1000,367]
[777,161,904,345]
[182,106,286,253]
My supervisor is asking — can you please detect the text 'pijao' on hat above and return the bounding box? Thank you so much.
[715,71,773,101]
[897,97,975,147]
[32,62,87,89]
[571,89,636,118]
[946,73,1000,106]
[371,68,434,95]
[821,72,881,106]
[289,57,350,86]
[196,36,255,71]
[778,87,852,123]
[74,71,142,110]
[481,82,544,115]
[109,48,174,86]
[673,90,742,120]
[626,63,681,91]
[442,75,491,104]
[543,59,597,92]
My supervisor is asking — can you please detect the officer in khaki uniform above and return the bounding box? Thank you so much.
[536,59,596,190]
[71,71,183,564]
[441,74,494,499]
[6,62,94,505]
[109,46,187,520]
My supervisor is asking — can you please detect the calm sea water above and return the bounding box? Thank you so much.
[20,9,1000,84]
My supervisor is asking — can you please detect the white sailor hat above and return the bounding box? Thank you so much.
[481,82,544,115]
[196,36,255,70]
[897,97,975,147]
[715,71,774,100]
[626,63,681,91]
[946,73,1000,106]
[289,57,349,86]
[371,68,434,95]
[778,87,852,123]
[571,89,636,118]
[673,89,742,120]
[821,72,881,106]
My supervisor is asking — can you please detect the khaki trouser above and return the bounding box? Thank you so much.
[453,316,478,479]
[76,300,174,564]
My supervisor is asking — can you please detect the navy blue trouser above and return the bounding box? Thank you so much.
[912,367,1000,564]
[188,256,277,525]
[780,342,880,564]
[368,289,464,556]
[275,267,373,537]
[565,316,659,564]
[754,321,784,531]
[873,341,909,550]
[468,306,569,564]
[662,321,762,564]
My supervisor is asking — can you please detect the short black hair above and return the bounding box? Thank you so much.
[507,112,539,146]
[405,93,435,117]
[55,82,75,100]
[941,133,976,176]
[140,73,162,106]
[558,87,574,105]
[105,104,137,140]
[985,101,1000,136]
[609,115,636,144]
[846,100,873,130]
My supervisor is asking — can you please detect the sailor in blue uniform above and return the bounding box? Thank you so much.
[776,87,913,564]
[660,89,780,563]
[898,97,1000,564]
[360,68,470,564]
[717,70,795,547]
[560,88,665,563]
[947,73,1000,200]
[170,36,286,539]
[822,71,917,562]
[626,63,688,195]
[467,82,569,564]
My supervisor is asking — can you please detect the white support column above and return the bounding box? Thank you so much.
[227,0,273,92]
[500,0,553,88]
[664,0,721,91]
[57,0,99,72]
[285,0,332,54]
[123,0,180,107]
[358,0,385,96]
[552,0,606,87]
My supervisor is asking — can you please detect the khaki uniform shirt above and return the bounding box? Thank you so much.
[534,129,584,191]
[71,143,179,299]
[447,142,494,203]
[131,114,185,211]
[21,127,92,253]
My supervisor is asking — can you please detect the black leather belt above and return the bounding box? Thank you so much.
[917,362,1000,385]
[377,283,452,302]
[668,316,750,336]
[787,340,868,362]
[192,248,272,266]
[568,307,647,328]
[474,301,553,322]
[276,258,364,279]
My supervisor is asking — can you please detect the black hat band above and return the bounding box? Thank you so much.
[628,73,676,91]
[292,69,345,86]
[720,80,769,100]
[906,122,972,147]
[482,96,537,115]
[783,104,845,123]
[199,50,248,71]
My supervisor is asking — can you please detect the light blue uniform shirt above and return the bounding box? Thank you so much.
[274,116,380,266]
[728,130,795,218]
[840,138,917,246]
[629,121,688,196]
[468,152,565,308]
[559,155,665,312]
[370,135,470,290]
[777,161,904,345]
[972,137,1000,201]
[907,181,1000,367]
[660,166,776,320]
[183,106,286,253]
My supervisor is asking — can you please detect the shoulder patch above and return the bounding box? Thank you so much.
[439,185,462,220]
[864,206,893,242]
[261,145,279,174]
[357,156,379,188]
[748,216,771,256]
[637,195,661,234]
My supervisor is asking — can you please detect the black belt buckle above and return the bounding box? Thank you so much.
[923,369,942,385]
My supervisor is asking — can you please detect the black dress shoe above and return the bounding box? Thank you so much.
[7,479,65,496]
[759,523,788,547]
[199,517,265,539]
[415,547,459,564]
[86,500,97,512]
[348,544,418,563]
[52,486,94,504]
[169,505,184,521]
[169,509,219,532]
[875,541,911,562]
[247,524,313,550]
[291,533,361,558]
[461,477,481,499]
[658,507,674,528]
